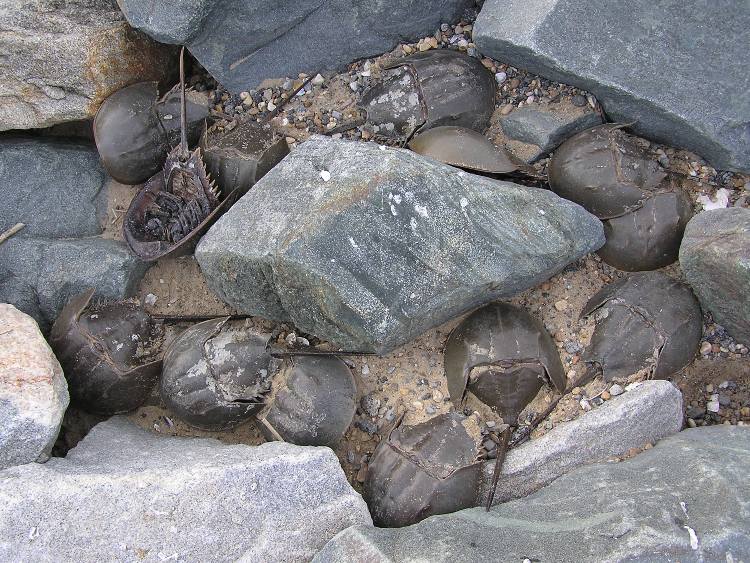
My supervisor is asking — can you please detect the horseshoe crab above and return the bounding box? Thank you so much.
[49,289,162,415]
[256,355,357,447]
[365,412,485,527]
[160,318,275,431]
[444,302,566,424]
[361,50,495,140]
[94,81,208,185]
[548,124,693,271]
[580,272,702,381]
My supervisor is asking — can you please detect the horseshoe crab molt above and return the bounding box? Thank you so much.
[580,272,703,381]
[365,412,485,528]
[256,355,357,448]
[444,302,567,424]
[549,124,693,271]
[49,289,162,415]
[160,318,275,431]
[361,49,496,139]
[93,81,209,185]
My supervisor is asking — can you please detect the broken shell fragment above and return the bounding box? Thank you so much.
[200,121,290,196]
[598,190,693,271]
[49,289,162,415]
[580,272,702,381]
[256,355,357,447]
[93,82,209,185]
[160,318,274,431]
[444,302,566,424]
[365,412,485,528]
[361,49,495,139]
[408,126,525,174]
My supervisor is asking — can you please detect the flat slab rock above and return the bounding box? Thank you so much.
[479,380,683,506]
[680,208,750,344]
[0,0,176,130]
[0,417,372,563]
[118,0,474,92]
[315,426,750,562]
[0,305,69,470]
[474,0,750,173]
[196,136,603,353]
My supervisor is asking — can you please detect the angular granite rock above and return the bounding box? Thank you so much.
[0,137,108,239]
[0,0,176,131]
[0,417,371,562]
[315,426,750,562]
[680,208,750,343]
[479,380,683,505]
[0,269,42,328]
[118,0,474,92]
[474,0,750,173]
[196,136,604,353]
[0,305,69,470]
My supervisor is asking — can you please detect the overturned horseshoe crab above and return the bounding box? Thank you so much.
[444,302,567,424]
[256,355,357,447]
[580,272,702,381]
[49,289,162,415]
[160,317,275,431]
[361,49,495,140]
[549,124,693,271]
[94,81,209,185]
[365,412,485,528]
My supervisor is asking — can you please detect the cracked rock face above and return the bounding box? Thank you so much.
[196,136,604,354]
[0,0,177,130]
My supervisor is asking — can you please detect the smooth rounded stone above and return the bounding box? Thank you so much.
[119,0,473,93]
[680,208,750,343]
[0,305,69,470]
[0,0,177,131]
[0,417,372,562]
[196,136,604,354]
[314,425,750,563]
[474,0,750,173]
[0,137,108,239]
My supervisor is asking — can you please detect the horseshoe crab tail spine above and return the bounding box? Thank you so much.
[179,46,188,159]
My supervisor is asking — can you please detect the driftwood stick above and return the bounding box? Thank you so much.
[0,223,25,246]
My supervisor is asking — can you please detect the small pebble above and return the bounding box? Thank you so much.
[571,386,582,396]
[425,405,436,415]
[320,170,331,182]
[495,71,507,84]
[360,394,381,417]
[411,401,423,411]
[500,103,514,115]
[609,384,624,396]
[311,73,325,85]
[600,391,611,401]
[687,418,697,428]
[144,293,157,306]
[706,383,714,393]
[571,94,587,107]
[706,400,720,413]
[579,398,592,411]
[699,341,712,355]
[554,300,569,311]
[361,364,370,376]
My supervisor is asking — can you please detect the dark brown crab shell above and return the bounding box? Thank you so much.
[48,288,162,415]
[361,49,496,139]
[597,189,693,271]
[580,272,703,381]
[444,302,566,424]
[407,126,526,174]
[256,355,357,447]
[548,124,669,220]
[160,318,275,431]
[93,81,209,185]
[365,412,485,528]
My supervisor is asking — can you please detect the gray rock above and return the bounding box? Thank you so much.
[118,0,474,92]
[0,0,176,131]
[0,138,108,239]
[493,100,602,162]
[478,380,683,506]
[315,426,750,562]
[0,268,42,327]
[680,208,750,343]
[474,0,750,173]
[0,237,148,326]
[0,305,69,470]
[0,417,371,562]
[196,136,604,353]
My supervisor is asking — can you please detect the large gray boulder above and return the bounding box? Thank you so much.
[0,417,372,562]
[680,208,750,344]
[0,0,176,131]
[117,0,474,92]
[315,426,750,562]
[0,305,69,470]
[196,136,604,353]
[479,380,683,506]
[474,0,750,173]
